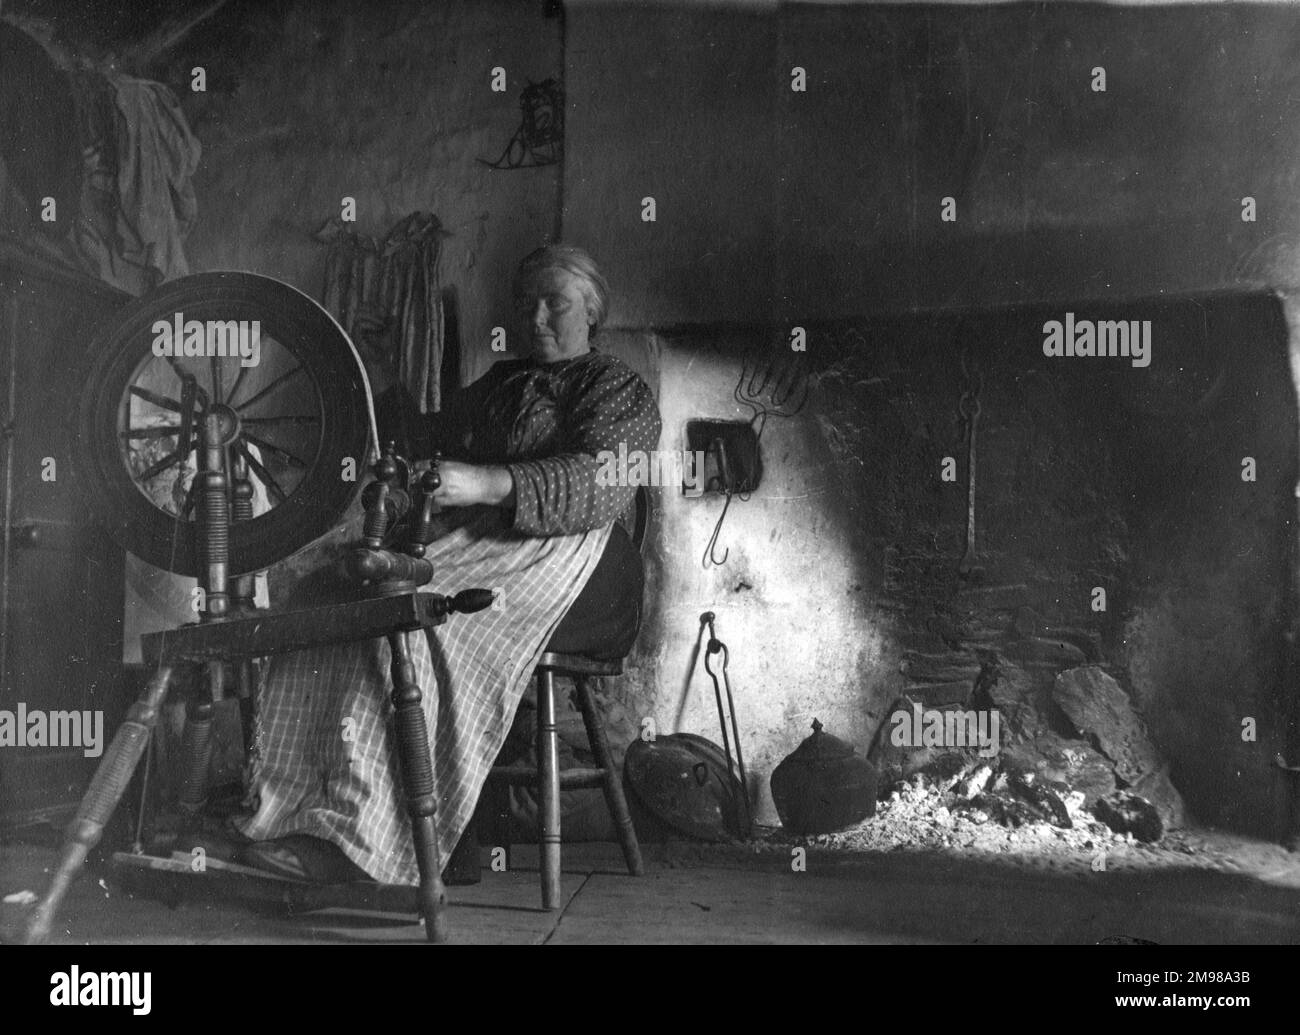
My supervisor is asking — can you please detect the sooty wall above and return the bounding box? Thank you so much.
[605,293,1297,836]
[564,2,1300,833]
[164,0,1300,833]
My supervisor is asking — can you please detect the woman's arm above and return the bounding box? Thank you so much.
[429,460,516,508]
[504,361,662,536]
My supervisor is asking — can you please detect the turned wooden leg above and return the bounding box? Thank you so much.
[178,662,221,817]
[575,676,643,876]
[536,669,562,909]
[16,666,173,944]
[387,630,448,943]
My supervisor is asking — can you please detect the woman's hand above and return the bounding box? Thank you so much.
[432,460,516,509]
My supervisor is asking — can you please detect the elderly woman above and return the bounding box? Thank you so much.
[234,245,661,884]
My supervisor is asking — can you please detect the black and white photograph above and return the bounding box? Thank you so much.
[0,0,1296,996]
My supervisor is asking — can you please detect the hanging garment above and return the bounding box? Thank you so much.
[317,211,451,413]
[71,72,201,293]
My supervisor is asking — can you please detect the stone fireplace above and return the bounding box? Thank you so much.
[600,289,1299,846]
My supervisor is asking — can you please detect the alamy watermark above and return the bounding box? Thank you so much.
[151,312,261,368]
[0,703,103,758]
[1042,313,1151,368]
[595,443,706,492]
[50,967,151,1015]
[888,701,1001,758]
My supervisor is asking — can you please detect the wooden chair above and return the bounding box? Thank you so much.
[487,488,649,908]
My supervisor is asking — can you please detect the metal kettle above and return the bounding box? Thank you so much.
[770,718,878,834]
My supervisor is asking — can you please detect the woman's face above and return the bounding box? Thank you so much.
[513,266,595,363]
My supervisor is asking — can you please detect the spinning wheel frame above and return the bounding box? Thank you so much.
[77,272,378,578]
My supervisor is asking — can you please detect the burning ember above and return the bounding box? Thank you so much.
[753,662,1208,871]
[798,753,1144,865]
[760,757,1298,884]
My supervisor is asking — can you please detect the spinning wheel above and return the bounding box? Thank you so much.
[15,273,488,946]
[78,272,378,577]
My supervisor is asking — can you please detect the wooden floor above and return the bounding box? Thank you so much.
[3,836,1299,945]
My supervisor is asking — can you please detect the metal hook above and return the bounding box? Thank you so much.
[702,611,720,654]
[776,358,810,413]
[733,372,763,425]
[745,351,772,398]
[698,612,752,833]
[769,355,798,406]
[702,491,733,568]
[735,348,810,438]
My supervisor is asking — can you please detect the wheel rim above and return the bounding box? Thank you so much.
[79,272,377,577]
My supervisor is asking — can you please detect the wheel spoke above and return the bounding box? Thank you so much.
[130,386,184,413]
[227,363,251,410]
[137,449,184,482]
[243,431,308,470]
[234,365,306,412]
[238,441,287,504]
[210,355,225,406]
[181,478,199,518]
[240,415,320,426]
[121,426,183,440]
[177,377,199,472]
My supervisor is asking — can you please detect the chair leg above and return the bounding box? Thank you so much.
[574,676,643,877]
[236,658,256,760]
[387,630,448,943]
[494,779,512,871]
[17,666,173,944]
[536,669,562,909]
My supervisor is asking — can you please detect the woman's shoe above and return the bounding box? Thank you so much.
[221,814,255,846]
[171,813,255,863]
[240,835,372,884]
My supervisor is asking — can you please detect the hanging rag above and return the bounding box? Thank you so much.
[0,26,199,292]
[70,71,201,293]
[317,211,452,413]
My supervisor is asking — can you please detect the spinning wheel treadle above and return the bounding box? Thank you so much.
[78,271,377,577]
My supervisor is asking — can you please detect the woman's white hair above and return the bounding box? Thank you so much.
[514,244,610,332]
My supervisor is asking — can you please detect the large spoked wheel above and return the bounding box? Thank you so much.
[78,272,377,578]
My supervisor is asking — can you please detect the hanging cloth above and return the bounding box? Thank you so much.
[317,211,451,413]
[70,71,201,293]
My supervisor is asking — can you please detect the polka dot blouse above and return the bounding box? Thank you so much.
[376,346,663,537]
